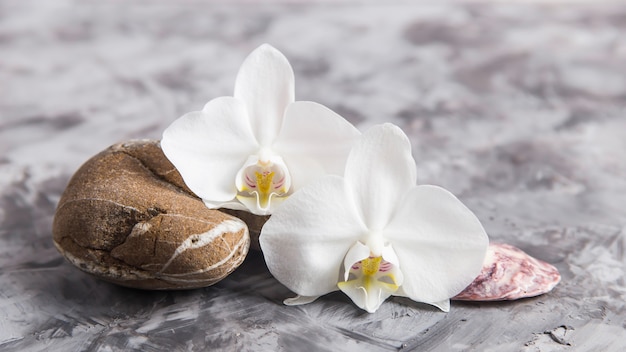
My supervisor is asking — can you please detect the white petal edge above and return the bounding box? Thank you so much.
[382,244,401,268]
[343,241,370,281]
[432,299,451,312]
[344,123,417,232]
[260,175,366,296]
[273,101,361,191]
[234,44,294,147]
[395,289,451,312]
[161,97,258,203]
[284,295,320,306]
[204,199,248,211]
[399,290,451,313]
[385,185,489,304]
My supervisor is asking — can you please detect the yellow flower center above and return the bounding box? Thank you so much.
[340,255,399,293]
[255,170,275,196]
[361,256,382,276]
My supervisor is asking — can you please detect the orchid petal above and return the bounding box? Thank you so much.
[343,241,370,281]
[234,44,294,146]
[273,101,361,190]
[161,97,258,204]
[396,287,452,312]
[385,185,488,304]
[381,244,401,268]
[431,299,451,312]
[344,124,417,231]
[260,176,366,297]
[204,199,248,211]
[284,295,320,306]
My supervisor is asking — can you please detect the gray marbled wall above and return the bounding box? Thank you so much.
[1,1,625,351]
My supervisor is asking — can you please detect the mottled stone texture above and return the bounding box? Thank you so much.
[53,140,250,289]
[2,1,626,351]
[221,208,269,250]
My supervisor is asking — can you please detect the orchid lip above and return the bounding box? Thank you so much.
[235,153,291,213]
[338,242,404,312]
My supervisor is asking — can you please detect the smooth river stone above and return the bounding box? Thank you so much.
[53,140,250,290]
[220,209,268,251]
[453,243,561,301]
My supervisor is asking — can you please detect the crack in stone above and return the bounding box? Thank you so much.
[115,141,198,199]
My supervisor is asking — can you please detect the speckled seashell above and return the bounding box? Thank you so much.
[52,140,250,290]
[453,243,561,301]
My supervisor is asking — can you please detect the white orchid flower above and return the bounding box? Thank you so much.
[260,123,489,313]
[161,44,360,215]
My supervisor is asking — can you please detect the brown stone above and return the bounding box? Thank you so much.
[220,209,269,251]
[52,140,250,290]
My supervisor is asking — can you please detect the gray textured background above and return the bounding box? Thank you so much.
[1,1,626,351]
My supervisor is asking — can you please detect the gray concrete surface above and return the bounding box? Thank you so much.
[1,1,625,350]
